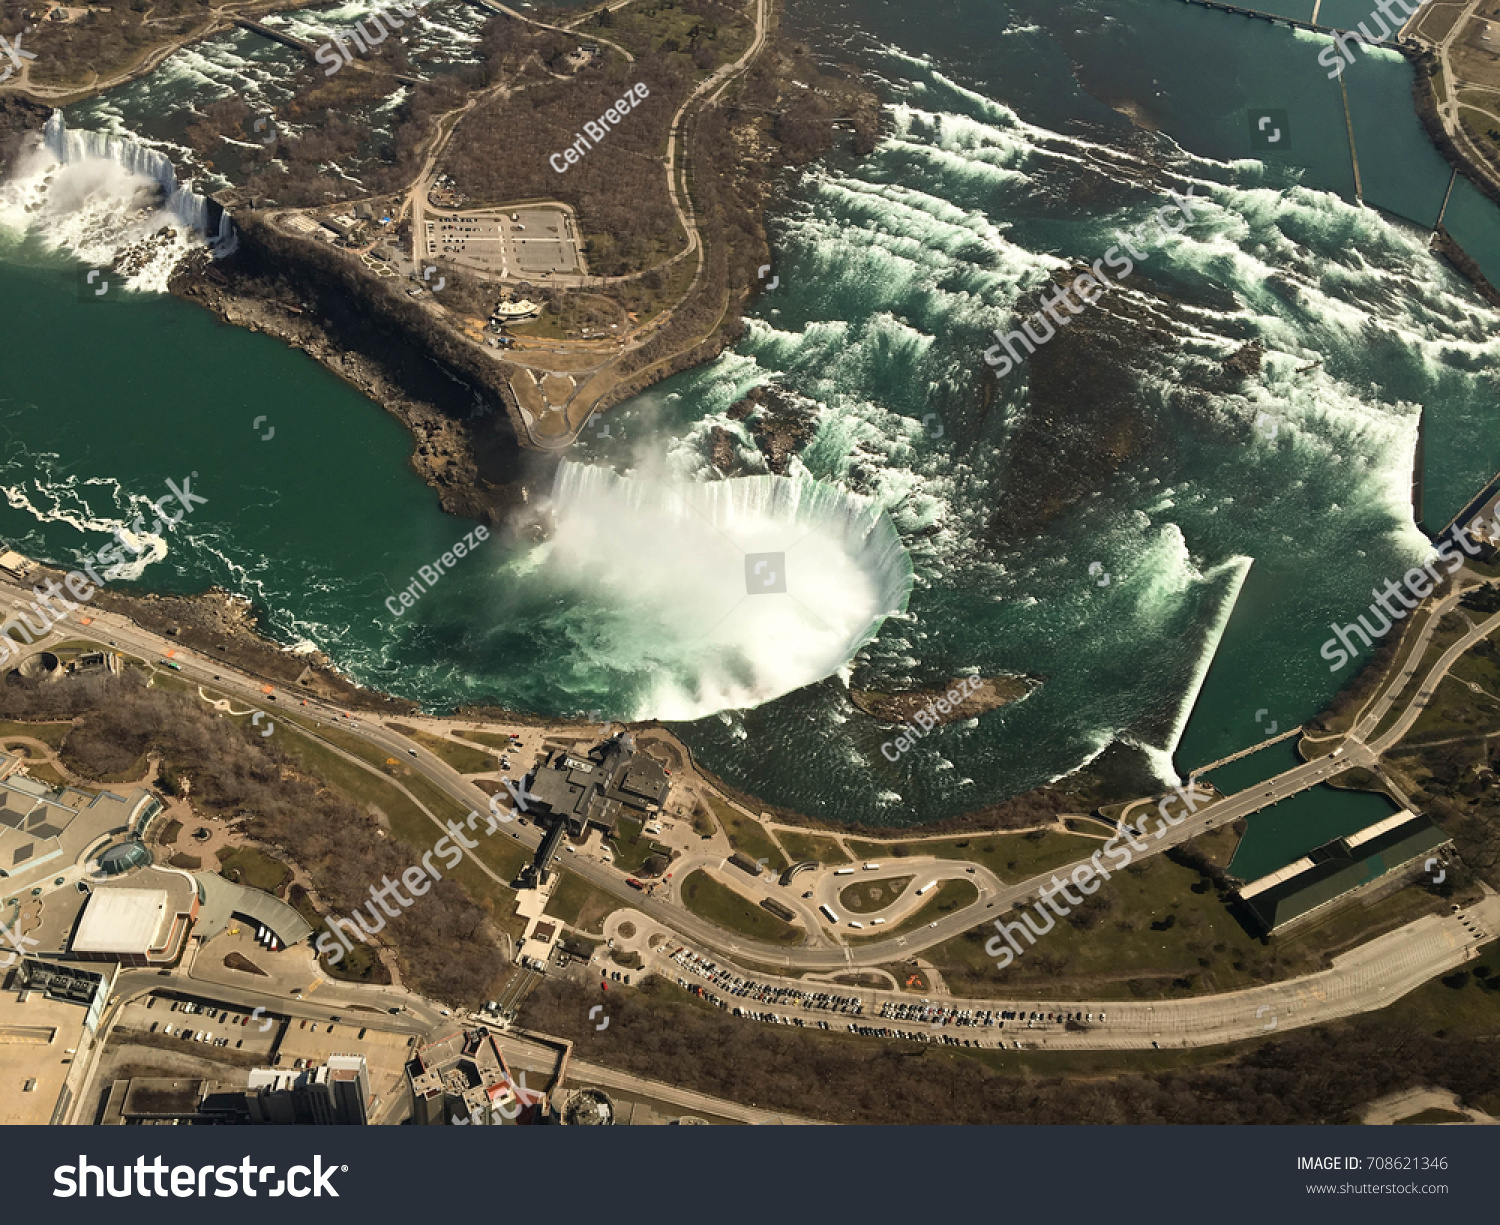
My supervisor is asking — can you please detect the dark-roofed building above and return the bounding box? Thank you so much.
[12,958,115,1032]
[525,734,669,840]
[1237,811,1452,934]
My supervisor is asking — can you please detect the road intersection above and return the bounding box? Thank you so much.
[2,555,1496,1057]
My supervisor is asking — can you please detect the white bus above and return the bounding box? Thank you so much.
[915,881,937,896]
[863,862,881,871]
[848,921,864,929]
[819,904,839,923]
[834,868,855,876]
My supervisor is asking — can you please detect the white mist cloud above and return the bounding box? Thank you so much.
[544,463,912,721]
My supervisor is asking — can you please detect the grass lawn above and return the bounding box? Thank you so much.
[680,870,803,944]
[847,831,1100,884]
[387,724,498,774]
[704,797,787,871]
[852,880,977,941]
[932,855,1285,1000]
[1405,674,1500,742]
[609,817,670,875]
[839,876,912,914]
[931,854,1446,1001]
[545,871,622,935]
[156,818,183,846]
[20,761,67,787]
[216,846,292,895]
[456,730,517,750]
[0,719,71,748]
[1379,943,1500,1039]
[777,829,851,864]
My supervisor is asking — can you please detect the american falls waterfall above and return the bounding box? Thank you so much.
[0,112,234,291]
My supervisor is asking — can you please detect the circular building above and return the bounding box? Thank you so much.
[97,840,153,876]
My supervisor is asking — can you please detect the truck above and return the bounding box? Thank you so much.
[819,904,839,923]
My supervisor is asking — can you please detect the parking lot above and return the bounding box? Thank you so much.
[122,994,281,1061]
[420,205,583,279]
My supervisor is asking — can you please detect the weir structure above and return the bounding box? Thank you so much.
[233,16,427,87]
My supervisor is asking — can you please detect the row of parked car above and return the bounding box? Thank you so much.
[671,947,1116,1049]
[880,1000,998,1028]
[672,949,864,1015]
[157,1023,238,1048]
[847,1022,986,1047]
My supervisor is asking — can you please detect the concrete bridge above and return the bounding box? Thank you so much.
[1173,0,1347,35]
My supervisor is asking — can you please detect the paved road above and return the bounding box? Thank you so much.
[9,551,1498,1063]
[628,892,1499,1051]
[491,1028,823,1124]
[7,563,1489,977]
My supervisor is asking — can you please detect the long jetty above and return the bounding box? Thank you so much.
[1174,0,1347,35]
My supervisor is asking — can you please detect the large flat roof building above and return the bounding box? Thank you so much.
[1237,811,1451,934]
[68,876,198,966]
[0,754,160,892]
[526,734,669,839]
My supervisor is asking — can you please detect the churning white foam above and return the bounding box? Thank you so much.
[0,113,233,291]
[545,463,914,721]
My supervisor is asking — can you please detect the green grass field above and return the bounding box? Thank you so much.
[387,724,499,774]
[704,798,787,871]
[215,846,292,895]
[847,831,1100,884]
[0,719,71,748]
[456,730,517,750]
[852,880,978,941]
[777,829,851,864]
[839,876,913,914]
[681,870,803,945]
[609,817,670,874]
